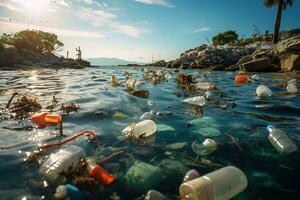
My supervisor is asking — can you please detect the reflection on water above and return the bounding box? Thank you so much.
[0,67,300,199]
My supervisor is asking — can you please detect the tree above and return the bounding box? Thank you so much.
[212,30,239,45]
[0,30,63,53]
[264,0,294,43]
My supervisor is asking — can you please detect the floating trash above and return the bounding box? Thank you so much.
[55,184,84,200]
[287,83,297,94]
[140,111,155,121]
[182,96,206,106]
[145,190,168,200]
[251,74,259,81]
[204,91,213,100]
[86,157,115,185]
[111,75,119,87]
[235,74,249,84]
[113,111,128,120]
[188,117,220,137]
[202,138,218,150]
[256,85,273,97]
[183,169,200,183]
[122,120,157,139]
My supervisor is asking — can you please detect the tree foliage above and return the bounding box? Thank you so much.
[264,0,294,9]
[212,30,239,45]
[0,30,63,53]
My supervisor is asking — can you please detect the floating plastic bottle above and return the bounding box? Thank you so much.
[39,145,85,182]
[235,75,249,84]
[140,111,155,121]
[287,83,297,94]
[202,138,217,150]
[86,157,115,185]
[179,166,247,200]
[251,74,259,81]
[122,120,157,139]
[183,169,200,183]
[31,112,62,128]
[145,190,168,200]
[256,85,273,97]
[267,125,298,155]
[55,184,84,200]
[183,96,206,106]
[193,82,213,90]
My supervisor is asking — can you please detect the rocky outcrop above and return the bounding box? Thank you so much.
[0,43,90,70]
[241,58,280,72]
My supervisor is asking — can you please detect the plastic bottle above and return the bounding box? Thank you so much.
[39,145,85,182]
[179,166,247,200]
[140,111,155,121]
[193,82,213,90]
[111,75,119,87]
[202,138,217,149]
[267,125,298,155]
[55,184,84,200]
[287,83,297,94]
[256,85,273,97]
[183,96,206,106]
[86,157,115,185]
[183,169,200,183]
[31,112,62,127]
[122,120,157,138]
[145,190,168,200]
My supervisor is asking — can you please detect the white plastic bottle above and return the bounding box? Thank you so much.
[183,96,206,106]
[39,145,85,182]
[256,85,273,97]
[267,125,298,155]
[287,83,297,94]
[122,120,157,138]
[179,166,247,200]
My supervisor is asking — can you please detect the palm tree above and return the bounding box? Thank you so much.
[264,0,294,43]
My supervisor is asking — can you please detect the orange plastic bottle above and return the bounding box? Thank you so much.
[235,75,249,84]
[31,112,62,127]
[86,157,115,185]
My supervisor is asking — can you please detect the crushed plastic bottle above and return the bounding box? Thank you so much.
[287,83,297,94]
[39,145,85,182]
[123,120,157,139]
[140,111,155,120]
[183,169,200,183]
[55,184,84,200]
[183,96,206,106]
[179,166,247,200]
[145,190,168,200]
[267,125,298,155]
[256,85,273,97]
[251,74,259,81]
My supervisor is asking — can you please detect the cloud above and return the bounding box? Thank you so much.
[133,0,174,7]
[0,1,23,13]
[0,20,104,38]
[114,24,144,38]
[193,27,211,33]
[55,0,71,7]
[75,7,117,27]
[80,0,108,7]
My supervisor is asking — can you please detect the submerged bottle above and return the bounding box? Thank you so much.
[122,120,157,138]
[39,145,85,182]
[183,96,206,106]
[179,166,247,200]
[266,125,298,155]
[86,157,115,185]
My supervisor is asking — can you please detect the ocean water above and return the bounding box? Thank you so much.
[0,66,299,200]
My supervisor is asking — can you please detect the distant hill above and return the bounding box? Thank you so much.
[87,57,144,66]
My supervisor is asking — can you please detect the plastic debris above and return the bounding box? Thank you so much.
[147,101,155,107]
[235,74,249,84]
[202,138,218,150]
[182,96,206,106]
[179,166,247,200]
[256,85,273,97]
[145,190,168,200]
[204,91,213,100]
[124,161,164,192]
[183,169,200,183]
[31,112,62,128]
[111,75,119,87]
[113,112,128,120]
[55,184,84,200]
[164,73,172,80]
[86,157,115,185]
[156,111,172,116]
[251,74,259,81]
[166,142,187,150]
[122,120,157,139]
[188,117,220,137]
[287,83,297,94]
[192,82,214,90]
[125,79,136,88]
[39,145,85,182]
[288,79,296,85]
[140,111,155,120]
[267,125,298,155]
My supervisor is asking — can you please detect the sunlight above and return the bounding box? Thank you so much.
[13,0,49,15]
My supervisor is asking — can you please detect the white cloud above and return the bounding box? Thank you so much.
[79,0,108,7]
[0,20,104,38]
[0,1,23,13]
[55,0,71,7]
[114,24,144,38]
[76,7,116,27]
[134,0,174,7]
[193,27,211,33]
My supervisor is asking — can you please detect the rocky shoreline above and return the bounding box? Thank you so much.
[0,43,91,70]
[149,35,300,73]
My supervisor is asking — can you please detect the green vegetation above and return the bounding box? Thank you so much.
[0,30,63,53]
[264,0,294,43]
[212,30,239,45]
[238,34,264,46]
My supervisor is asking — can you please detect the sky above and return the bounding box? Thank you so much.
[0,0,300,62]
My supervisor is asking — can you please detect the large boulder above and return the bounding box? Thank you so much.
[241,57,279,72]
[279,53,300,72]
[276,35,300,54]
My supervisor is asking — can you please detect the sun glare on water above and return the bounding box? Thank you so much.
[14,0,49,15]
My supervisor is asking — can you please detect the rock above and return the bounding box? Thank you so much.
[225,65,239,71]
[171,60,182,68]
[237,55,253,65]
[279,53,300,72]
[276,35,300,54]
[241,58,279,72]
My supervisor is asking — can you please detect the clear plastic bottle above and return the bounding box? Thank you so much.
[183,96,206,106]
[39,145,85,182]
[179,166,247,200]
[193,82,213,90]
[267,125,298,155]
[122,120,157,138]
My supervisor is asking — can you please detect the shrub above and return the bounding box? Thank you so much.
[212,30,239,45]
